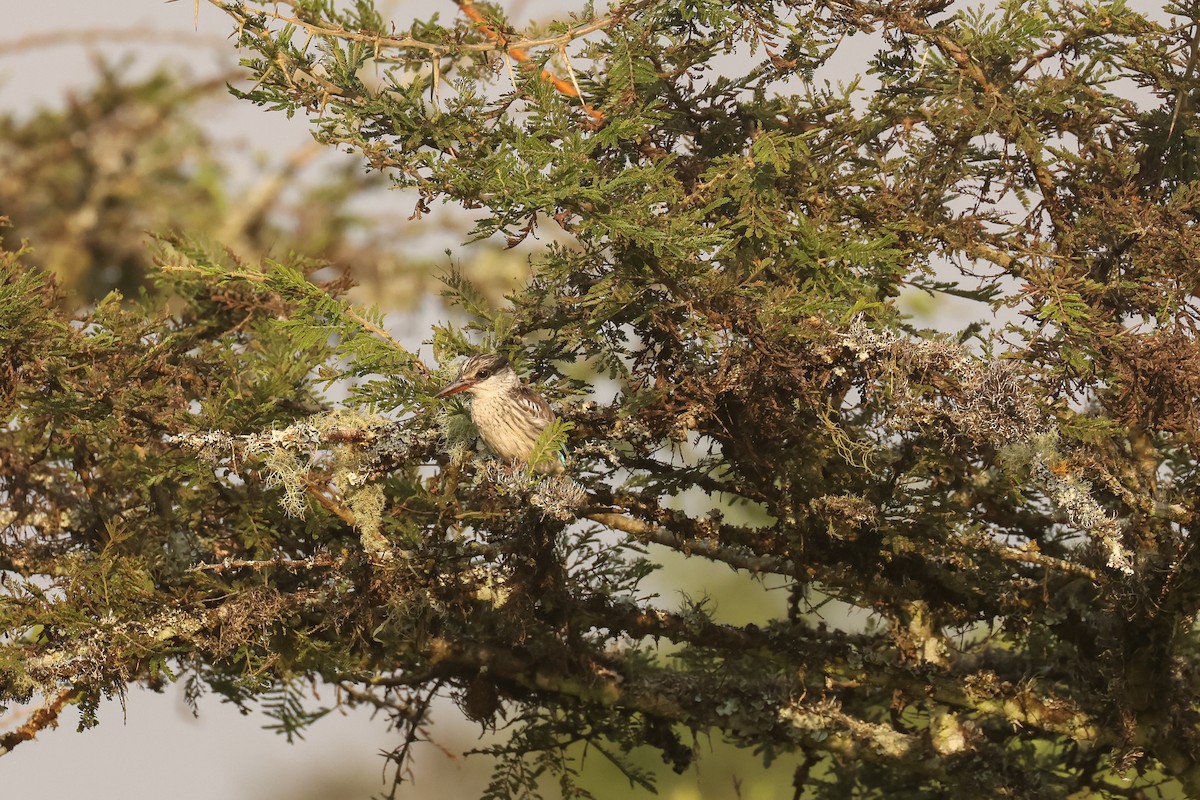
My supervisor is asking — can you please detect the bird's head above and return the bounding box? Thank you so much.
[434,353,518,399]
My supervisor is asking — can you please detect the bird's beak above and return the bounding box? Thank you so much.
[435,378,472,398]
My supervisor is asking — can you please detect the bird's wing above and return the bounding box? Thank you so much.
[513,385,555,426]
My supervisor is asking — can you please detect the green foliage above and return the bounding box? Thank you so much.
[262,680,332,742]
[526,417,574,473]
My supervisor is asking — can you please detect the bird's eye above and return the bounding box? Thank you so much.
[476,369,490,379]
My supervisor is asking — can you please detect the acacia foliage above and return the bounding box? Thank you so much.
[6,0,1200,797]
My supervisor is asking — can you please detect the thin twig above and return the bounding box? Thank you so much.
[587,511,796,575]
[0,27,225,55]
[0,689,77,754]
[453,0,606,121]
[189,552,339,573]
[210,0,617,58]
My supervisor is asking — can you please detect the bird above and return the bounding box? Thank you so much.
[435,352,564,474]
